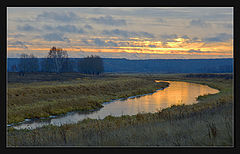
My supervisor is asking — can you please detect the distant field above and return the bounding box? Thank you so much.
[7,72,115,83]
[7,73,233,146]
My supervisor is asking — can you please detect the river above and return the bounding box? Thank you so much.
[11,80,219,130]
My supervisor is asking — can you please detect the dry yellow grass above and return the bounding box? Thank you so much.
[7,76,169,124]
[7,73,233,146]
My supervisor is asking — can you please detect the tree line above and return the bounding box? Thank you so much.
[14,47,104,75]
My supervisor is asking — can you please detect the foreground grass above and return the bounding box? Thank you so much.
[7,103,232,146]
[7,73,233,146]
[7,75,169,124]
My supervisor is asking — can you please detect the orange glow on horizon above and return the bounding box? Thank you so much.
[7,38,233,57]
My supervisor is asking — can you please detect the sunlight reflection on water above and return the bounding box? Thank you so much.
[12,80,219,130]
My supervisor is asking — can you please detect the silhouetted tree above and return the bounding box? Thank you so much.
[78,55,104,75]
[41,47,72,73]
[41,56,53,72]
[29,54,39,72]
[18,53,39,75]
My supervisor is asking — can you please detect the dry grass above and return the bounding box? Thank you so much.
[7,75,169,124]
[7,73,233,147]
[7,100,232,147]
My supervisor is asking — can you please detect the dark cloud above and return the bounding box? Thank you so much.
[106,41,118,47]
[187,49,213,54]
[160,34,178,40]
[55,25,84,33]
[10,41,32,45]
[84,24,93,30]
[222,23,233,29]
[139,32,154,38]
[181,35,190,39]
[42,33,70,42]
[93,38,106,46]
[36,11,79,22]
[203,33,232,42]
[102,29,129,37]
[42,25,85,34]
[65,7,232,22]
[90,15,126,26]
[81,39,90,45]
[148,45,156,48]
[42,25,55,31]
[189,19,210,28]
[8,41,32,49]
[130,44,142,47]
[8,34,25,38]
[117,41,130,46]
[187,49,202,53]
[102,29,154,38]
[13,18,36,23]
[157,18,164,23]
[17,24,39,31]
[56,25,78,33]
[92,38,118,47]
[192,37,200,41]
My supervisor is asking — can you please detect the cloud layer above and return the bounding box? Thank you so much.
[90,15,127,26]
[36,11,80,22]
[42,25,85,34]
[17,24,40,31]
[7,7,233,59]
[189,19,210,28]
[42,33,70,42]
[203,33,232,42]
[102,29,154,38]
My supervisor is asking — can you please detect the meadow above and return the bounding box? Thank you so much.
[6,73,233,147]
[7,72,169,124]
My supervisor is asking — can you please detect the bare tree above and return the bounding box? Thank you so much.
[42,47,70,73]
[18,53,39,75]
[28,54,39,72]
[18,53,28,75]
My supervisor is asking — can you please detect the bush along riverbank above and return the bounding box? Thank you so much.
[7,74,233,146]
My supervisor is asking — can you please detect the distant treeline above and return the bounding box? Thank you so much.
[7,51,233,74]
[11,47,104,75]
[185,73,232,79]
[103,58,233,73]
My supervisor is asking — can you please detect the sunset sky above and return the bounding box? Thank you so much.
[7,7,233,59]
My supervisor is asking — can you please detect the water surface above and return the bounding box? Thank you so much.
[12,80,219,129]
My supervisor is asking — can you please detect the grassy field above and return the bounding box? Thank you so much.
[7,73,233,147]
[7,73,169,124]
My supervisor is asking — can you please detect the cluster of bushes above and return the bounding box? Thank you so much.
[15,47,104,75]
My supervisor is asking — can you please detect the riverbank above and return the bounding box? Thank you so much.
[7,73,233,146]
[7,75,169,124]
